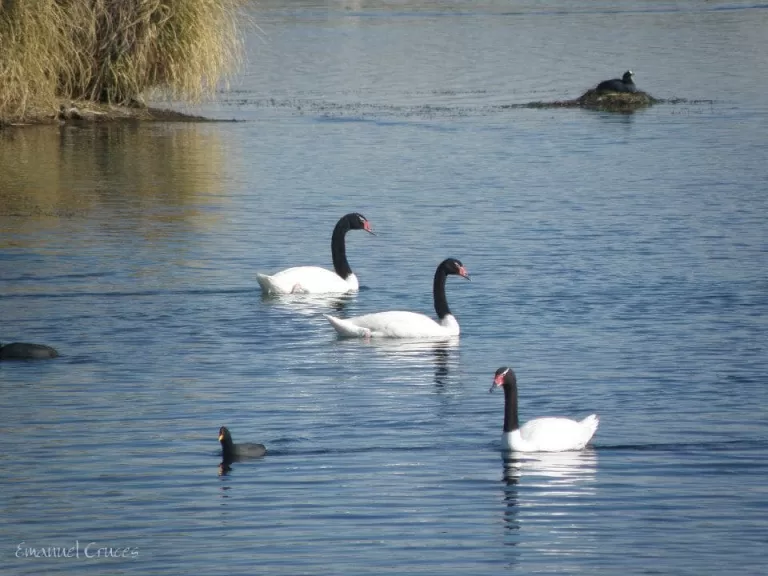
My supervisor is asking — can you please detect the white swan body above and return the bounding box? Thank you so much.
[257,212,373,295]
[324,311,459,338]
[491,367,599,453]
[325,258,470,339]
[502,415,599,453]
[257,268,358,295]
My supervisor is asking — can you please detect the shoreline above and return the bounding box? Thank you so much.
[1,100,234,129]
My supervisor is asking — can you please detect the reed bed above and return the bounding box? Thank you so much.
[0,0,245,124]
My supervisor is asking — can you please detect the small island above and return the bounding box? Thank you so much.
[574,89,657,113]
[524,70,657,113]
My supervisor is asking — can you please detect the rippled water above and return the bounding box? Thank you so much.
[2,1,767,574]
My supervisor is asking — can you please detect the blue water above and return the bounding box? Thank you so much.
[2,1,768,574]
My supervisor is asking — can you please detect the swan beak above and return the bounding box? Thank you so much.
[489,373,504,392]
[459,266,471,281]
[218,433,224,442]
[364,222,376,236]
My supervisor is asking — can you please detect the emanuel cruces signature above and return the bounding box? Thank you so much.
[15,541,139,559]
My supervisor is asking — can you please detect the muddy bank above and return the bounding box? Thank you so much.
[518,90,658,113]
[1,100,234,128]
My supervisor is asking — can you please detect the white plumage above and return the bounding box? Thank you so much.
[502,415,599,453]
[325,258,470,339]
[257,268,358,295]
[491,367,599,453]
[257,212,374,295]
[325,311,460,338]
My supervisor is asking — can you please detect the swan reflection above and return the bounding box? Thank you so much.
[432,343,452,388]
[503,449,598,488]
[355,336,459,355]
[260,291,353,316]
[501,450,598,537]
[333,337,459,388]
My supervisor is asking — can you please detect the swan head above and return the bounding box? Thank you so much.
[490,366,517,392]
[218,426,232,444]
[441,258,471,281]
[623,70,634,82]
[345,212,375,235]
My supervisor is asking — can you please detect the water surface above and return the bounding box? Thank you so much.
[2,1,767,574]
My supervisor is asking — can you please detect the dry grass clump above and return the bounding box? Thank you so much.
[0,1,67,122]
[0,0,246,124]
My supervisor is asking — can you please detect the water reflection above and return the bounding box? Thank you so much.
[502,449,598,489]
[260,292,354,316]
[501,450,598,539]
[433,343,451,389]
[0,124,229,236]
[351,336,459,355]
[501,467,520,535]
[350,337,459,384]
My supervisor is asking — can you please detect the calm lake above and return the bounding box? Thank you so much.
[1,1,767,574]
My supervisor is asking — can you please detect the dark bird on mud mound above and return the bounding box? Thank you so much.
[595,70,637,94]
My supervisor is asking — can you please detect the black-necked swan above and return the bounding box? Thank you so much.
[324,258,470,338]
[490,367,599,452]
[219,426,267,463]
[595,70,637,94]
[256,212,374,295]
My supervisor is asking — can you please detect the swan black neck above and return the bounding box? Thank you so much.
[433,264,452,319]
[502,378,520,433]
[331,217,353,279]
[220,434,236,463]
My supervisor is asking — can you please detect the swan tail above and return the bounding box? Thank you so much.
[256,273,285,295]
[580,414,599,439]
[324,314,370,338]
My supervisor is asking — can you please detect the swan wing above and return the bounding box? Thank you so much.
[325,311,455,338]
[324,314,371,338]
[518,416,599,452]
[257,266,355,295]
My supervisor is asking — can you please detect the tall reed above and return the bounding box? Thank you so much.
[0,0,245,123]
